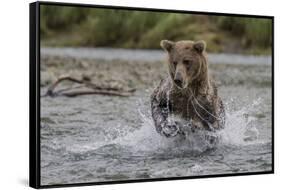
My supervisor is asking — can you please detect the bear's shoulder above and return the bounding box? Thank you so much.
[151,77,173,100]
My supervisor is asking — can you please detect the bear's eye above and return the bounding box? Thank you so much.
[183,60,191,67]
[173,61,177,66]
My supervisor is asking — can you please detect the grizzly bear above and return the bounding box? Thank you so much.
[151,40,225,138]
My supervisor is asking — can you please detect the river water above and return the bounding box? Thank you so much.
[40,47,272,185]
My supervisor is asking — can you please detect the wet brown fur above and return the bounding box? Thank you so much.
[151,40,225,137]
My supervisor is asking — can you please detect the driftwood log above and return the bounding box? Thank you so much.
[43,76,135,97]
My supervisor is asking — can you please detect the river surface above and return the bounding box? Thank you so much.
[40,47,272,186]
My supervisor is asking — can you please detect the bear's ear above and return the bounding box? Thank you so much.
[160,40,175,52]
[193,40,206,53]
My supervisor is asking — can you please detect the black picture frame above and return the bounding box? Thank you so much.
[29,1,274,189]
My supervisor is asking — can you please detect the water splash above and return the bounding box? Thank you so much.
[68,97,263,157]
[219,98,261,145]
[114,97,263,154]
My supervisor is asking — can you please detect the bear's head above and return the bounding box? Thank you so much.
[160,40,208,89]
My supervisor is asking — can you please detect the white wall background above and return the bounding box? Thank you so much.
[0,0,279,189]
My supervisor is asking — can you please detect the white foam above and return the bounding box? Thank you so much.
[114,97,263,153]
[69,98,263,155]
[219,98,262,146]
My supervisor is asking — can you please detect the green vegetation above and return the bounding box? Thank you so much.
[40,5,272,54]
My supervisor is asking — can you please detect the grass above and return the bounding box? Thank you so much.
[40,5,272,54]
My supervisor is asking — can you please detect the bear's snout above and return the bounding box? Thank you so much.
[174,73,183,88]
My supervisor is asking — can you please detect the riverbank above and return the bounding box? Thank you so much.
[40,49,272,91]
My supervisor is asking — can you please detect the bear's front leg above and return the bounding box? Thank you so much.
[151,90,181,137]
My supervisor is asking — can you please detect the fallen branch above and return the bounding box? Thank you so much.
[43,75,135,97]
[56,89,133,97]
